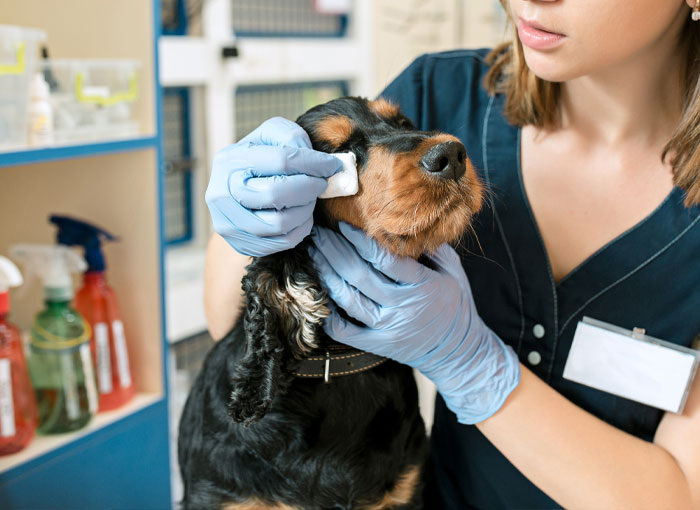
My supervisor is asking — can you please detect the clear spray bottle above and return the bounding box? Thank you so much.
[10,245,98,434]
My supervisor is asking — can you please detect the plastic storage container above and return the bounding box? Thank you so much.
[41,59,141,144]
[0,25,46,150]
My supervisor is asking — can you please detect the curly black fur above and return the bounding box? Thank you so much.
[228,242,324,427]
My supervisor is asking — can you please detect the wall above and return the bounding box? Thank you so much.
[371,0,508,95]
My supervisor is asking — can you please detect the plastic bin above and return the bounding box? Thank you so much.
[0,24,46,150]
[42,59,141,144]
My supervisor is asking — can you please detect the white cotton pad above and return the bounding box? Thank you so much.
[319,152,358,199]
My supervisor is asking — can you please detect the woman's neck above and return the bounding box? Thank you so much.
[560,15,686,148]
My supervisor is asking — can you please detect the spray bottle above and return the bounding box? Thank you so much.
[10,245,98,434]
[0,256,37,455]
[49,215,135,411]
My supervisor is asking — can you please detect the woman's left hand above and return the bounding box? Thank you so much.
[309,222,521,424]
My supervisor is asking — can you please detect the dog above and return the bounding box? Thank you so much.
[178,96,484,510]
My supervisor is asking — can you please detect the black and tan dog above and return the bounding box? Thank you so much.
[178,97,483,510]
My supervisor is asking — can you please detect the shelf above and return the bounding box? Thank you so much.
[0,392,163,476]
[0,136,159,168]
[159,36,364,87]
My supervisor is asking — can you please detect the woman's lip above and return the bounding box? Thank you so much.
[517,18,565,50]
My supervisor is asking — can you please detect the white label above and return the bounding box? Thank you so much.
[61,354,80,420]
[563,321,698,413]
[94,323,113,394]
[0,359,16,438]
[80,343,99,414]
[111,321,132,389]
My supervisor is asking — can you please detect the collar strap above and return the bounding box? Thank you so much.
[291,348,388,383]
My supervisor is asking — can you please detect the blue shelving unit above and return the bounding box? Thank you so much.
[2,399,171,509]
[0,136,159,168]
[0,1,172,507]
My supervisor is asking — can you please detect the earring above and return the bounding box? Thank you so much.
[693,0,700,21]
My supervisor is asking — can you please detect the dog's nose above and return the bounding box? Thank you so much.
[420,141,467,181]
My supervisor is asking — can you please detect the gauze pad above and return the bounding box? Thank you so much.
[319,152,358,199]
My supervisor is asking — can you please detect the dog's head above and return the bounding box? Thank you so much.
[228,97,483,426]
[298,96,483,258]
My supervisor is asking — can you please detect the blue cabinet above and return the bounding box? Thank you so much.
[0,1,172,507]
[1,400,171,509]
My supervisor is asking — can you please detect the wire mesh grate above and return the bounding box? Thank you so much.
[234,81,348,141]
[161,0,185,34]
[172,331,215,376]
[231,0,346,37]
[163,88,193,245]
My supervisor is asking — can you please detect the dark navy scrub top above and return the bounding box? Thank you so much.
[381,48,700,509]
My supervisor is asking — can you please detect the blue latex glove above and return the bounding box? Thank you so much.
[205,117,342,257]
[309,223,521,424]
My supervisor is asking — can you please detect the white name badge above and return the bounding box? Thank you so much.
[563,317,700,414]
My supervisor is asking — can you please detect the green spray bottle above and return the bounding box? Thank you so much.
[10,245,98,434]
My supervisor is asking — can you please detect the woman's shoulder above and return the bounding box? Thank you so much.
[381,48,509,173]
[380,48,497,132]
[419,48,493,67]
[384,48,493,91]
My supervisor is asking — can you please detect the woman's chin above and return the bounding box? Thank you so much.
[522,48,582,83]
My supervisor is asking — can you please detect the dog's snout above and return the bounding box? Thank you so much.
[420,141,467,181]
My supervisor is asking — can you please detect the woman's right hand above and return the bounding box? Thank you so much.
[205,117,342,257]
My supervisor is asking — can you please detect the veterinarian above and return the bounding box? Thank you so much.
[204,0,700,507]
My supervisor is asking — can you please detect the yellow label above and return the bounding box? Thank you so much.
[0,42,26,75]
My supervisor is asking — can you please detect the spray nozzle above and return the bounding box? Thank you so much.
[0,256,23,293]
[49,214,118,272]
[0,256,23,316]
[10,244,86,302]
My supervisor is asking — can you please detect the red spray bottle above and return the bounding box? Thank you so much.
[0,256,38,455]
[50,215,135,411]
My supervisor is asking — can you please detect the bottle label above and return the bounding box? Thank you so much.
[111,321,132,389]
[61,354,80,421]
[0,359,16,438]
[80,343,99,414]
[94,323,113,394]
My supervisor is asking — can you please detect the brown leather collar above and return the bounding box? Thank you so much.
[291,345,387,383]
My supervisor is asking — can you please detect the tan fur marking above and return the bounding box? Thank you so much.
[315,115,354,148]
[323,136,482,258]
[360,465,421,510]
[222,499,295,510]
[369,98,400,118]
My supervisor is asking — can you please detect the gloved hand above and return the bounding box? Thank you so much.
[205,117,342,257]
[309,222,521,424]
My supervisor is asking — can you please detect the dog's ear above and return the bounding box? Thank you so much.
[227,263,288,427]
[227,243,330,426]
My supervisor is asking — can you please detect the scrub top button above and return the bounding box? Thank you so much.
[533,324,545,339]
[527,351,542,366]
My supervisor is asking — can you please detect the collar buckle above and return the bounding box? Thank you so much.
[323,350,331,383]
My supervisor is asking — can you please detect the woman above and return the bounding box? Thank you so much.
[204,0,700,507]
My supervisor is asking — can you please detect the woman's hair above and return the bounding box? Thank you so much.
[485,1,700,206]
